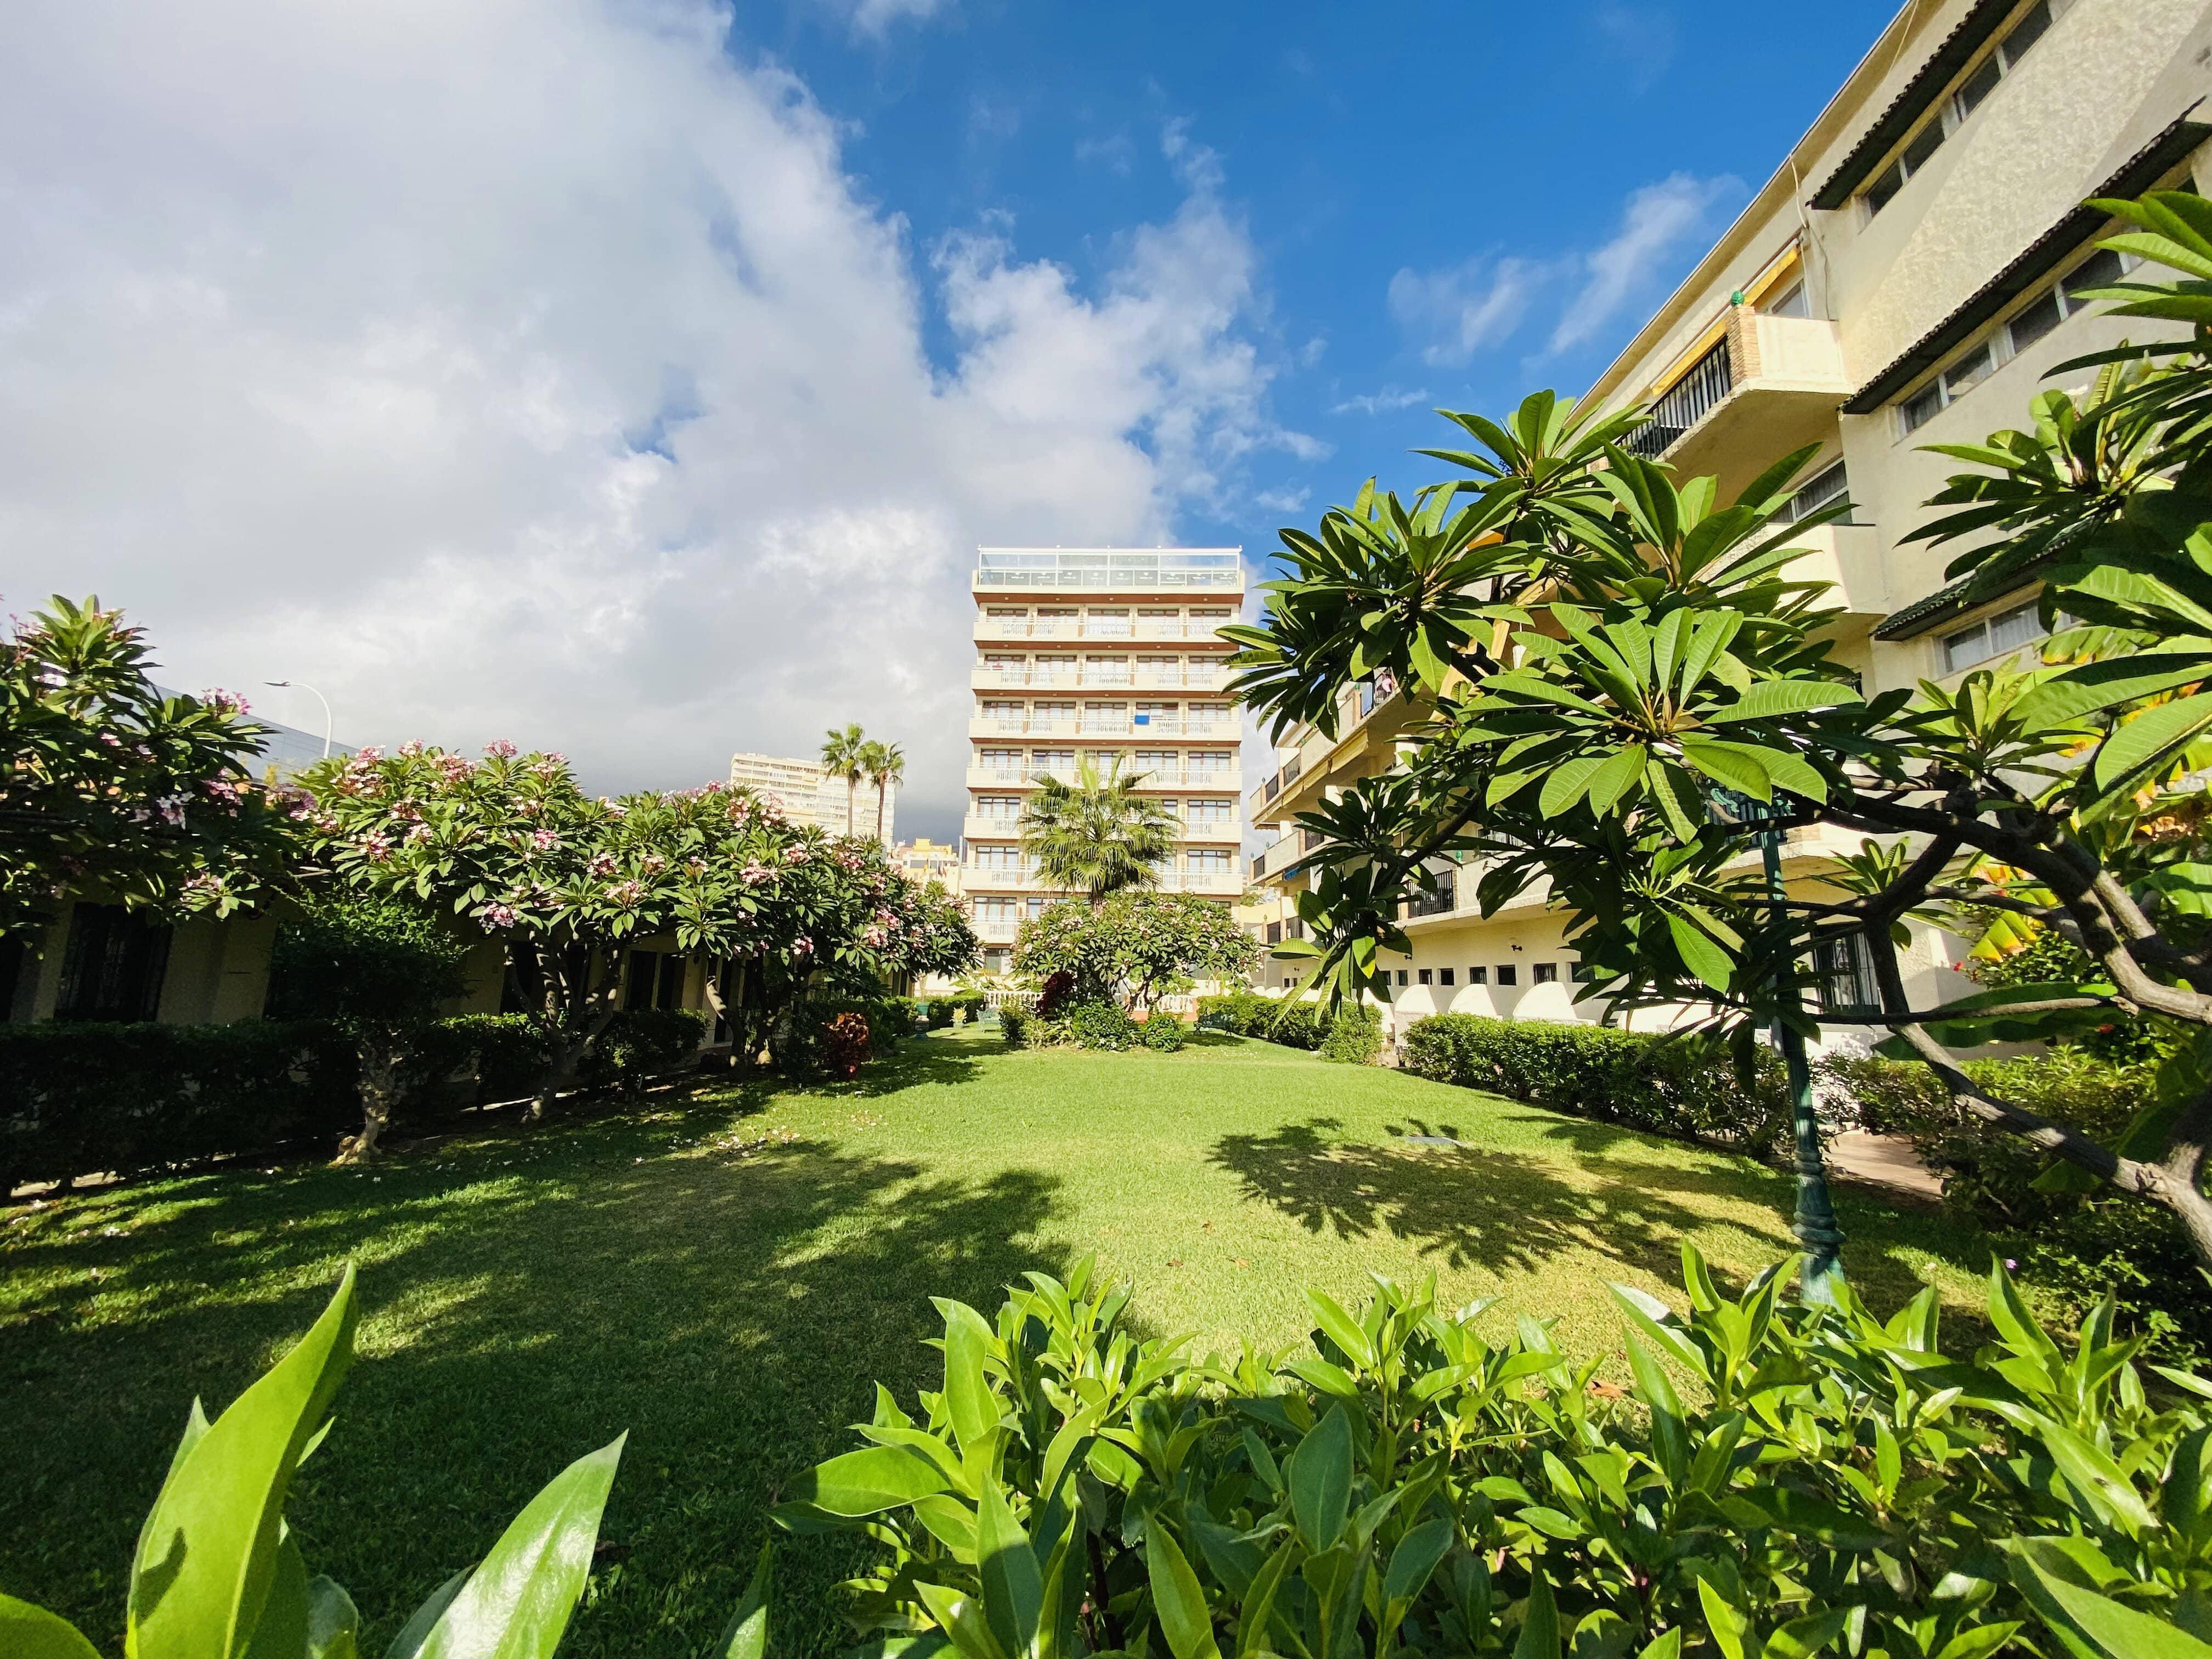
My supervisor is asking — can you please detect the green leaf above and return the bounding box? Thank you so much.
[1667,913,1735,992]
[2087,693,2212,798]
[1625,1337,1688,1488]
[1677,737,1771,802]
[1288,1407,1353,1550]
[1636,1633,1683,1659]
[1538,755,1605,819]
[1695,1577,1747,1659]
[385,1570,470,1659]
[935,1299,1000,1456]
[1304,1288,1376,1369]
[1144,1525,1221,1659]
[1513,1570,1560,1659]
[793,1444,956,1516]
[718,1543,772,1659]
[1583,746,1648,816]
[0,1595,103,1659]
[1764,1608,1851,1659]
[1932,1625,2024,1659]
[1233,1537,1295,1659]
[1381,1517,1453,1611]
[913,1582,1012,1659]
[977,1480,1043,1659]
[132,1265,360,1659]
[2027,1563,2212,1658]
[2035,1420,2157,1534]
[304,1576,360,1659]
[1703,680,1859,724]
[414,1434,625,1659]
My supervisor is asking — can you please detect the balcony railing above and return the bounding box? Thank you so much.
[1403,874,1457,919]
[962,866,1243,895]
[974,618,1238,642]
[1622,340,1732,459]
[966,766,1240,790]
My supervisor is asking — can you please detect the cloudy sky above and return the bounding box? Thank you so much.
[1,0,1891,840]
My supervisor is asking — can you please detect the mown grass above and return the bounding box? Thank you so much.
[2,1026,1995,1657]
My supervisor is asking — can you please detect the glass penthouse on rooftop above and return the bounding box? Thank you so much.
[973,549,1243,591]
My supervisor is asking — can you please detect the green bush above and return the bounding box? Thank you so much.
[1138,1012,1184,1052]
[1819,1048,2210,1362]
[580,1007,711,1093]
[1318,1001,1383,1064]
[1403,1013,1790,1157]
[438,1012,554,1102]
[998,997,1139,1051]
[998,1004,1032,1047]
[1195,990,1323,1049]
[783,1248,2212,1659]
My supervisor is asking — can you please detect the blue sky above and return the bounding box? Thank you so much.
[763,0,1893,545]
[3,0,1899,833]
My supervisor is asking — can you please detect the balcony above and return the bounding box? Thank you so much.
[967,665,1232,692]
[961,865,1243,896]
[974,615,1240,644]
[1173,819,1242,843]
[1403,873,1456,920]
[1625,313,1851,488]
[965,765,1242,792]
[973,549,1245,594]
[968,716,1080,740]
[962,815,1025,840]
[1779,522,1888,629]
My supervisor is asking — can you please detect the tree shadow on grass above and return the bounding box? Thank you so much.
[1208,1115,1724,1284]
[1,1106,1065,1659]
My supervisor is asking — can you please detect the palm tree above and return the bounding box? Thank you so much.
[865,741,905,843]
[1019,754,1177,906]
[821,723,868,837]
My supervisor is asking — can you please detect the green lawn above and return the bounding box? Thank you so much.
[1,1028,1995,1657]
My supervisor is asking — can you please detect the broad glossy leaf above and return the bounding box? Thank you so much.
[1666,914,1734,992]
[1514,1569,1560,1659]
[1288,1407,1353,1550]
[132,1265,359,1659]
[385,1570,470,1659]
[1381,1517,1452,1613]
[1763,1608,1850,1659]
[2027,1564,2212,1658]
[1703,680,1859,724]
[1144,1525,1221,1659]
[795,1444,957,1516]
[976,1480,1043,1659]
[717,1543,771,1659]
[2087,693,2212,798]
[414,1434,625,1659]
[0,1595,102,1659]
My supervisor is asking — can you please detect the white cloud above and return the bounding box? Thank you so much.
[1548,171,1741,351]
[1329,385,1429,417]
[1387,257,1544,368]
[1075,132,1136,175]
[849,0,952,38]
[1589,3,1679,94]
[1252,487,1309,515]
[0,0,1299,837]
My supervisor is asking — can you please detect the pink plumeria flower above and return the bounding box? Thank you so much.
[484,739,518,759]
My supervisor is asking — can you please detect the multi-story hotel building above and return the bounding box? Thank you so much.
[1246,0,2209,1038]
[964,549,1246,973]
[729,749,897,842]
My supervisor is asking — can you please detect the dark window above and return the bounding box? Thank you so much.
[2006,287,2065,353]
[1417,968,1433,985]
[1784,460,1851,524]
[1955,54,2002,116]
[1943,341,1994,399]
[1999,0,2050,64]
[55,904,171,1022]
[656,953,686,1009]
[1815,933,1881,1017]
[2065,248,2125,306]
[1571,962,1601,983]
[1439,968,1455,986]
[1496,964,1518,988]
[1266,921,1283,945]
[1764,278,1810,319]
[1867,160,1906,215]
[624,949,661,1009]
[1900,381,1944,433]
[1533,962,1559,985]
[1901,120,1946,175]
[1395,969,1408,987]
[1468,966,1488,985]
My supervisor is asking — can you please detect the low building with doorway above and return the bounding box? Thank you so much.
[1244,0,2209,1046]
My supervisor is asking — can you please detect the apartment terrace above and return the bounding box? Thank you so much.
[968,714,1237,740]
[970,664,1231,691]
[964,813,1238,843]
[961,867,1245,896]
[973,549,1244,594]
[966,765,1242,792]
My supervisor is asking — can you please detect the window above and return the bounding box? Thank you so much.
[1439,968,1455,986]
[1814,933,1881,1016]
[55,904,171,1022]
[1467,966,1488,985]
[972,845,1024,869]
[1418,968,1433,985]
[1186,797,1235,824]
[1571,962,1601,983]
[1863,1,2059,217]
[1533,962,1559,985]
[1781,460,1852,524]
[1763,278,1810,319]
[1942,600,2046,673]
[1899,246,2135,434]
[1031,748,1073,774]
[984,948,1012,973]
[977,795,1022,820]
[1395,969,1409,987]
[1187,848,1233,872]
[1496,964,1518,988]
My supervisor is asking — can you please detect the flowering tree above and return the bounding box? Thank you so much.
[1012,891,1257,1011]
[2,595,297,946]
[298,745,977,1104]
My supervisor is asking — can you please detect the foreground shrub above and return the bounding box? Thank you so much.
[1139,1012,1184,1052]
[1820,1049,2210,1362]
[1404,1013,1789,1157]
[819,1012,872,1078]
[1195,990,1322,1049]
[0,1267,766,1658]
[1317,1000,1383,1064]
[782,1248,2212,1659]
[999,1004,1034,1048]
[0,1009,709,1192]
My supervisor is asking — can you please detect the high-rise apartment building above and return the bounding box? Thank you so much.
[728,749,897,842]
[964,549,1246,973]
[1246,0,2208,1037]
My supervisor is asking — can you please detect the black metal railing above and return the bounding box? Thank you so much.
[1404,874,1456,919]
[1623,340,1732,459]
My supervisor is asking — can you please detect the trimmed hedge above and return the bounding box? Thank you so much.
[1138,1012,1184,1052]
[1195,991,1380,1059]
[1402,1013,1790,1158]
[1,1006,713,1192]
[1000,998,1138,1051]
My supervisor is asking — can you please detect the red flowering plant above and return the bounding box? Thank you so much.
[1,594,298,946]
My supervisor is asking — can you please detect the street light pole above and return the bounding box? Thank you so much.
[264,680,333,758]
[1757,817,1847,1306]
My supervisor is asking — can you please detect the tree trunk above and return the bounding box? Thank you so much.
[876,781,886,843]
[847,778,857,838]
[527,946,618,1122]
[335,1027,406,1164]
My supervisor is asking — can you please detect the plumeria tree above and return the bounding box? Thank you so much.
[2,595,296,945]
[297,744,976,1104]
[1013,890,1257,1011]
[1227,194,2212,1280]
